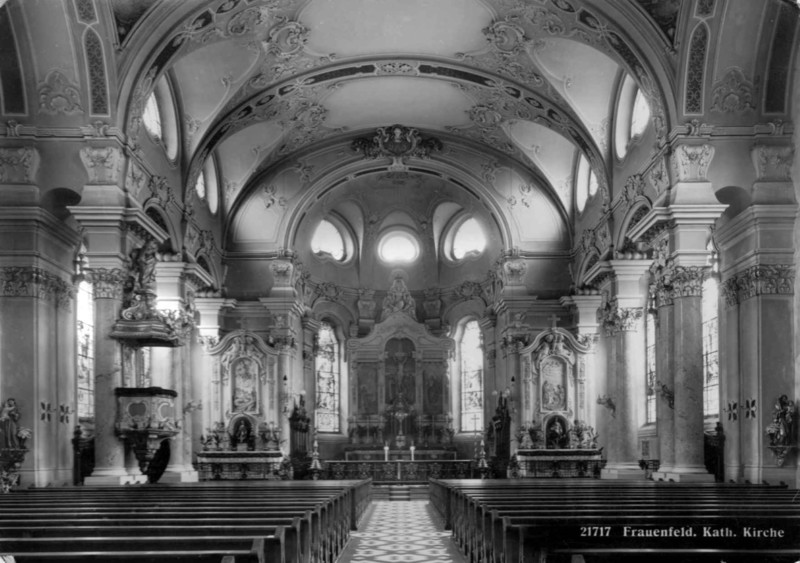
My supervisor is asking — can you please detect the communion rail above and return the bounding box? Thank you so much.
[320,459,477,483]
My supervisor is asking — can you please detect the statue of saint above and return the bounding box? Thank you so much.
[0,398,20,449]
[381,274,416,321]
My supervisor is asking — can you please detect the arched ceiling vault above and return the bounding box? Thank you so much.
[113,0,677,252]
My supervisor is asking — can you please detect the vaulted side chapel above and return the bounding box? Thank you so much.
[0,0,799,495]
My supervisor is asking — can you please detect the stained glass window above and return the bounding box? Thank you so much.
[76,280,94,419]
[460,320,483,432]
[315,322,340,432]
[702,277,719,418]
[645,311,657,423]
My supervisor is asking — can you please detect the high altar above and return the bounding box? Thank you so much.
[345,275,456,460]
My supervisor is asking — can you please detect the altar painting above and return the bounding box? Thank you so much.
[232,357,259,414]
[356,363,379,414]
[541,356,566,411]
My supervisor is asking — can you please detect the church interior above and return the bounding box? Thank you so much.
[0,0,799,561]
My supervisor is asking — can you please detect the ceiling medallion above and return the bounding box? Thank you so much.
[351,125,443,171]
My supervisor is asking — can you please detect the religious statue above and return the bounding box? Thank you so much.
[381,274,417,321]
[121,240,160,320]
[546,419,569,449]
[0,398,20,449]
[767,394,795,448]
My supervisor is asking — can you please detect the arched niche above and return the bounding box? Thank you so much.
[518,328,593,436]
[207,331,280,434]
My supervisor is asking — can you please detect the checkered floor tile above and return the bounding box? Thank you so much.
[338,501,465,563]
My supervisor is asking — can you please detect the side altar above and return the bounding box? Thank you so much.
[509,326,604,478]
[197,331,285,480]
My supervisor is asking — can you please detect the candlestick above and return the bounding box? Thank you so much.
[384,444,389,461]
[410,445,415,461]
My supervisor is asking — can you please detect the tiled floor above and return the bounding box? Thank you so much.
[337,500,467,563]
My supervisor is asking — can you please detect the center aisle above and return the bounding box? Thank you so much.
[337,500,467,563]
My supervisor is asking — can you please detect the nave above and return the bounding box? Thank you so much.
[336,500,466,563]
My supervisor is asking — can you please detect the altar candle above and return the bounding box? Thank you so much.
[384,444,389,461]
[410,445,415,461]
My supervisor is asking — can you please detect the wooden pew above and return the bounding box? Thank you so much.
[431,479,800,563]
[0,480,371,563]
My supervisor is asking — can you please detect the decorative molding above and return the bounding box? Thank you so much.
[648,156,669,194]
[85,268,126,300]
[710,67,754,114]
[503,260,527,284]
[0,147,38,184]
[599,298,642,335]
[672,144,714,181]
[0,267,74,309]
[264,18,309,59]
[751,144,794,181]
[721,264,795,306]
[80,147,122,184]
[483,17,529,56]
[352,125,443,170]
[37,70,83,115]
[125,159,148,199]
[684,24,708,114]
[621,173,646,210]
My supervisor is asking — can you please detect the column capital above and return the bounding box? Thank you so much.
[85,267,126,300]
[599,298,642,336]
[721,264,795,307]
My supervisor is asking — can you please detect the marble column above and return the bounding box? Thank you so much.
[194,298,225,437]
[600,260,649,480]
[670,268,714,480]
[652,295,676,477]
[561,293,602,427]
[84,267,130,484]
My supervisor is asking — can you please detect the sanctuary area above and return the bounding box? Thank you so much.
[0,0,799,561]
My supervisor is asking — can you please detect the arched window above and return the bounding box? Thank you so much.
[452,217,486,260]
[630,88,651,139]
[575,154,593,213]
[459,319,484,432]
[76,280,94,419]
[378,230,419,264]
[311,220,345,261]
[645,310,657,424]
[702,276,719,418]
[142,93,162,140]
[194,169,206,200]
[203,156,219,214]
[141,76,179,160]
[315,322,340,432]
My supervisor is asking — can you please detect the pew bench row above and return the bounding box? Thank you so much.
[0,479,371,563]
[430,479,800,563]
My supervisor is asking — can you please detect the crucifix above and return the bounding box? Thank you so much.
[548,314,560,330]
[235,316,250,331]
[471,413,480,433]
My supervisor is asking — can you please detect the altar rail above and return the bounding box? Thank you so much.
[321,460,477,483]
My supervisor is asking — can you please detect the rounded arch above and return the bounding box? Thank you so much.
[614,199,652,251]
[195,252,223,289]
[143,202,179,252]
[310,301,356,337]
[443,300,487,333]
[575,250,601,289]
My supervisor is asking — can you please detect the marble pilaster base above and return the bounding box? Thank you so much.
[601,464,648,480]
[159,469,200,483]
[85,473,148,486]
[653,469,714,483]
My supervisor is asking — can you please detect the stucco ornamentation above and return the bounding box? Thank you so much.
[80,147,122,184]
[672,144,714,181]
[0,148,37,184]
[710,67,755,114]
[38,70,83,115]
[751,145,794,181]
[722,265,795,306]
